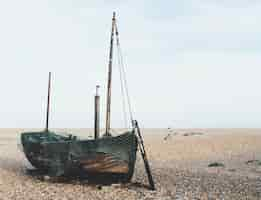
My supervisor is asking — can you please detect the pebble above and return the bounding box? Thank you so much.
[1,130,261,199]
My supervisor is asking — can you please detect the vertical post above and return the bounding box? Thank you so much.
[105,12,116,136]
[45,72,51,132]
[94,85,100,139]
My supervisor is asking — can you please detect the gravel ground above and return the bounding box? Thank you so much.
[0,128,261,199]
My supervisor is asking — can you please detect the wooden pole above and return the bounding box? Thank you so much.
[45,72,51,132]
[105,12,116,136]
[133,120,156,190]
[94,85,100,139]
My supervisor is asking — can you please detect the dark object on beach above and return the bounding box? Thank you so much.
[164,131,179,141]
[164,134,172,141]
[245,160,261,165]
[208,162,225,167]
[183,132,204,136]
[21,13,155,190]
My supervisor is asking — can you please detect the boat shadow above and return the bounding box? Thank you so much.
[0,157,150,191]
[122,181,151,190]
[25,168,150,190]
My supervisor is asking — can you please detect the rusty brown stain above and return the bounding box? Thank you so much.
[79,154,129,174]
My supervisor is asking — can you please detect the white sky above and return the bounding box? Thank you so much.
[0,0,260,128]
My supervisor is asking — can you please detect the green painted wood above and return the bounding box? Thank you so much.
[21,131,138,182]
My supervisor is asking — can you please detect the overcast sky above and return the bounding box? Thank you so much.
[0,0,260,128]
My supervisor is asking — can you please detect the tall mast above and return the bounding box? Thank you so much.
[105,12,116,136]
[45,72,51,131]
[94,85,100,139]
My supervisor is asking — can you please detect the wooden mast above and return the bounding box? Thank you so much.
[45,72,51,132]
[94,85,100,139]
[105,12,116,136]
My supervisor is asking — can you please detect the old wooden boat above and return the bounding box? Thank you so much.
[21,12,139,182]
[21,129,137,182]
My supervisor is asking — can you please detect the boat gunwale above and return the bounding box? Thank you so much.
[21,130,136,144]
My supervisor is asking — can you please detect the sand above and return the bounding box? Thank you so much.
[0,128,261,199]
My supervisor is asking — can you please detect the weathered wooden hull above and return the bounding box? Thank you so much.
[21,131,138,182]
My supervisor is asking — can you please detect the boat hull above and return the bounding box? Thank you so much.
[21,131,138,182]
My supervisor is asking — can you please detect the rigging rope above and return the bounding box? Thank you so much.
[115,22,134,127]
[115,27,128,128]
